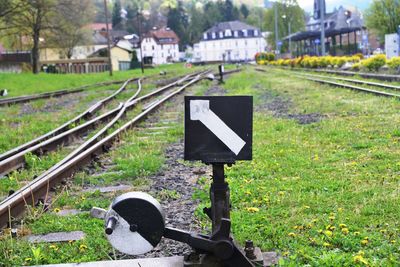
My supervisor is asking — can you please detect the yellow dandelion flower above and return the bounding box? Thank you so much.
[25,258,32,262]
[313,155,319,161]
[361,239,369,246]
[303,205,310,209]
[324,230,333,237]
[293,225,298,230]
[338,207,344,212]
[81,196,86,200]
[380,229,387,234]
[288,232,296,237]
[245,190,252,195]
[390,240,396,244]
[339,224,347,229]
[354,231,360,236]
[53,208,61,213]
[342,228,349,235]
[329,216,335,221]
[353,255,368,265]
[49,245,58,251]
[79,244,88,251]
[312,219,319,223]
[323,242,331,247]
[246,207,259,213]
[282,251,290,257]
[318,229,323,234]
[278,191,285,196]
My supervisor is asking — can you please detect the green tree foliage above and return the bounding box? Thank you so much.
[112,0,123,29]
[263,0,305,51]
[167,1,188,49]
[240,3,250,19]
[365,0,400,40]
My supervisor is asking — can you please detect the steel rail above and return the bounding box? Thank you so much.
[297,75,400,98]
[0,70,210,229]
[0,80,127,106]
[0,78,136,165]
[0,72,202,177]
[262,65,400,82]
[295,73,400,91]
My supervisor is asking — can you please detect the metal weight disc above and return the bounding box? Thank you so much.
[105,192,165,255]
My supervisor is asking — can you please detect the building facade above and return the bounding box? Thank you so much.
[141,27,180,65]
[193,21,266,63]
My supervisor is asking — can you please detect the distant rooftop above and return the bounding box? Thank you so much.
[144,27,179,45]
[202,20,262,41]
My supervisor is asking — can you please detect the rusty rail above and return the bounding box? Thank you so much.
[0,70,211,229]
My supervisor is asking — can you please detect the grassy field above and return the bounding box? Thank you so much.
[0,64,192,97]
[194,68,399,266]
[0,66,399,266]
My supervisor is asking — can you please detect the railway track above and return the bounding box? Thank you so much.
[258,65,400,82]
[0,69,212,229]
[0,79,128,106]
[0,77,138,176]
[255,67,400,99]
[0,72,204,177]
[294,73,400,99]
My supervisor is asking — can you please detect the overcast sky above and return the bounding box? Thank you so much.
[297,0,372,13]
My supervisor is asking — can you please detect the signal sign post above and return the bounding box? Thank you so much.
[97,96,276,267]
[183,96,259,266]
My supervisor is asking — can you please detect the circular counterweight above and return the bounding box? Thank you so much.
[105,192,165,255]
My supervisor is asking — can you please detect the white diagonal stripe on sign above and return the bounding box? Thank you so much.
[190,100,246,155]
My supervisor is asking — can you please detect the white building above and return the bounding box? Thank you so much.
[193,21,266,62]
[141,27,180,65]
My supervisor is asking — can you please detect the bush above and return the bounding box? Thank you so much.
[361,55,386,72]
[387,57,400,70]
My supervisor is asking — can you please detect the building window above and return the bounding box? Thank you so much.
[234,31,238,37]
[243,29,247,37]
[204,33,207,40]
[254,30,258,36]
[219,31,223,38]
[225,30,232,37]
[152,45,154,50]
[212,32,216,39]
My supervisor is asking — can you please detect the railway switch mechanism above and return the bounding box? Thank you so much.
[94,95,270,266]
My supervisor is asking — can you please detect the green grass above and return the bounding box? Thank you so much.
[0,64,190,97]
[0,73,208,266]
[193,68,400,266]
[2,66,398,266]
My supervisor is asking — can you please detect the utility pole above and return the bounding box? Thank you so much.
[104,0,113,76]
[320,0,325,56]
[138,11,144,74]
[274,2,279,55]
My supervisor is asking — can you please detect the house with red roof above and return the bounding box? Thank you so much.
[141,27,180,65]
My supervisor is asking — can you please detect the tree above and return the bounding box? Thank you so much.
[2,0,58,73]
[240,4,249,19]
[112,0,122,29]
[365,0,400,40]
[167,1,188,48]
[48,0,94,59]
[263,0,305,51]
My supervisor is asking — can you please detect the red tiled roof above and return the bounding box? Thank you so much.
[144,27,179,45]
[86,23,112,31]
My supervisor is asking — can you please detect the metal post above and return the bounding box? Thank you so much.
[320,0,325,56]
[210,164,230,234]
[274,2,279,55]
[103,0,113,76]
[288,21,292,56]
[138,11,144,74]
